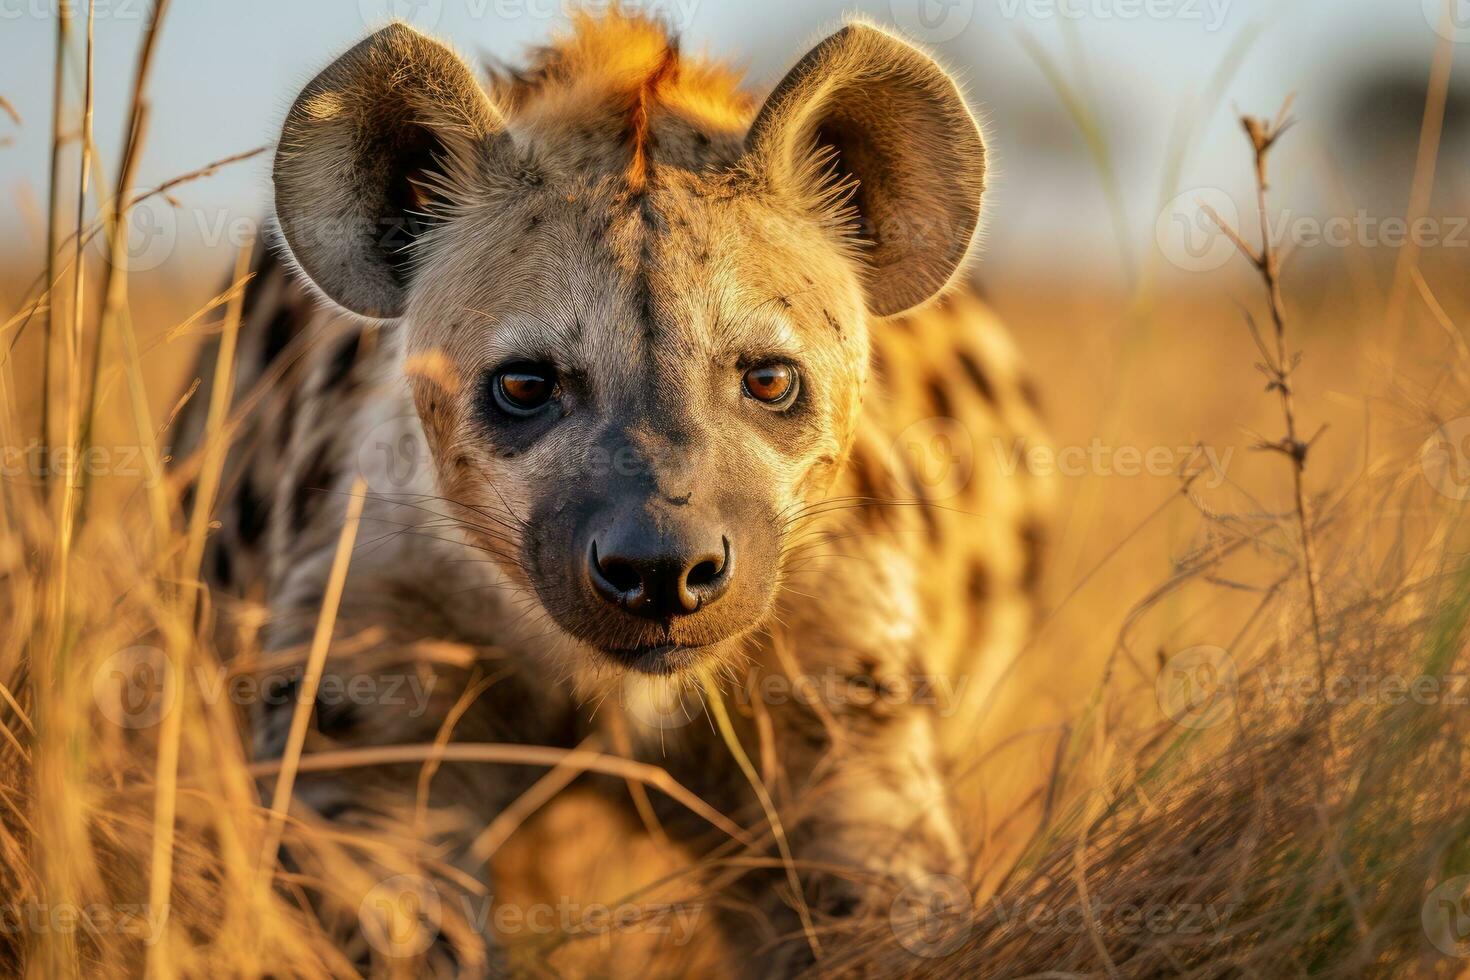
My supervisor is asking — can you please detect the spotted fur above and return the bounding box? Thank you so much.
[177,13,1051,976]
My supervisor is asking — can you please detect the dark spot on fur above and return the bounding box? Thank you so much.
[315,696,359,735]
[261,308,295,366]
[211,544,233,587]
[1019,519,1046,593]
[291,444,336,534]
[236,478,269,546]
[967,560,991,604]
[822,309,843,336]
[848,450,893,527]
[240,258,271,311]
[926,375,954,418]
[955,350,997,406]
[1019,376,1045,415]
[322,331,361,391]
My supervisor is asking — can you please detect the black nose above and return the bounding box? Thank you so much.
[588,532,733,619]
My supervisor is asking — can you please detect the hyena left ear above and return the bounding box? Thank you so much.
[745,23,986,317]
[273,22,512,319]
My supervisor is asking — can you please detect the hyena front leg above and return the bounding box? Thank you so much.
[635,656,968,977]
[252,604,576,977]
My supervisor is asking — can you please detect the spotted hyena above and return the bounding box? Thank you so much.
[176,11,1050,976]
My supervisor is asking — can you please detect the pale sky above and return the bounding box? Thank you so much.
[0,0,1458,280]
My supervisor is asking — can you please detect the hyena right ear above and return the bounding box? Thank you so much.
[273,23,511,319]
[745,23,986,317]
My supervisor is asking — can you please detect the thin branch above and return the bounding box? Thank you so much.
[1210,100,1328,685]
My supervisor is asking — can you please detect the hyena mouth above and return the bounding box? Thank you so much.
[602,642,716,676]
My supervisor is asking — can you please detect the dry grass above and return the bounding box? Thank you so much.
[3,7,1470,979]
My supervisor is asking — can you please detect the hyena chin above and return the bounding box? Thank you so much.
[185,11,1051,975]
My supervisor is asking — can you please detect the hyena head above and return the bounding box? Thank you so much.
[272,14,985,675]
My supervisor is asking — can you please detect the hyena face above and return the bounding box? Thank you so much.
[272,16,985,674]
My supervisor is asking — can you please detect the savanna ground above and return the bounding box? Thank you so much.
[3,4,1470,978]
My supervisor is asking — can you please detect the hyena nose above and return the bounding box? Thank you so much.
[588,532,733,619]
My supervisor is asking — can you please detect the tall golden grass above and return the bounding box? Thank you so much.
[3,4,1469,977]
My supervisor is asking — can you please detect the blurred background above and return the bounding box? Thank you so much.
[2,0,1466,275]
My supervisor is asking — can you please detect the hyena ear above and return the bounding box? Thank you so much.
[273,23,510,318]
[746,23,986,317]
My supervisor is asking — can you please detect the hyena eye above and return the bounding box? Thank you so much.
[742,361,799,409]
[492,362,558,416]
